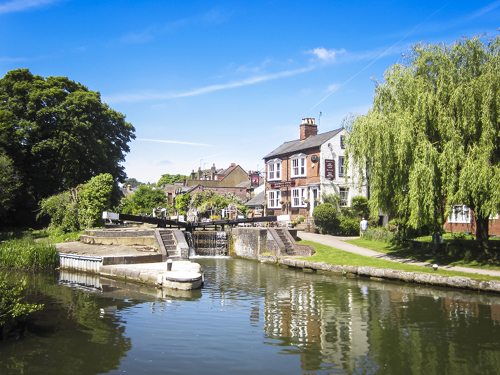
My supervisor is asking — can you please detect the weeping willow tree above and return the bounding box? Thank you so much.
[347,35,500,249]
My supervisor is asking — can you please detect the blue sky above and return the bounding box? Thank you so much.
[1,0,499,183]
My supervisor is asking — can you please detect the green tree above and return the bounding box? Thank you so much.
[347,36,500,249]
[351,196,370,218]
[0,153,21,219]
[119,185,167,215]
[157,174,187,187]
[0,69,135,223]
[123,178,142,188]
[79,173,114,228]
[174,193,191,215]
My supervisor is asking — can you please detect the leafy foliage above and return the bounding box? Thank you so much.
[79,173,114,228]
[157,174,187,187]
[119,185,167,215]
[350,196,369,218]
[0,68,135,225]
[38,173,115,230]
[0,276,43,339]
[0,236,59,268]
[0,153,21,218]
[123,178,142,188]
[312,203,339,234]
[348,35,500,247]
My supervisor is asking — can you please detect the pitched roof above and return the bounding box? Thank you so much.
[263,128,343,160]
[245,191,265,207]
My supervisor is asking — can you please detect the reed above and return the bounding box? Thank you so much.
[0,236,59,269]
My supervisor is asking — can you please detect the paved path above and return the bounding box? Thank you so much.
[297,231,500,278]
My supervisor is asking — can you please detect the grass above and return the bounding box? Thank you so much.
[297,240,500,282]
[0,236,59,269]
[345,238,500,271]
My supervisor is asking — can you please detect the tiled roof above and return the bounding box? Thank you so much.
[263,128,343,160]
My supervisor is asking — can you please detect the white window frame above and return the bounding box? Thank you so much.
[340,135,345,149]
[267,159,282,181]
[338,156,345,178]
[291,187,308,207]
[449,205,470,224]
[339,187,349,207]
[267,190,281,209]
[291,154,307,178]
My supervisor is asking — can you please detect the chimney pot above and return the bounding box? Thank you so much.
[300,118,318,140]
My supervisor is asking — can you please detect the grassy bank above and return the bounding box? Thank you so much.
[345,238,500,272]
[298,240,500,282]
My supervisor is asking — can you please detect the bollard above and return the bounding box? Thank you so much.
[166,259,173,271]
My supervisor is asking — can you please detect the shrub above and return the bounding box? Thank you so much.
[313,203,339,234]
[338,216,360,236]
[297,215,305,224]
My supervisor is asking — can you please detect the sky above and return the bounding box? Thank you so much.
[1,0,499,184]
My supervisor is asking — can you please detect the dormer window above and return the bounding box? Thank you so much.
[291,154,307,178]
[267,159,282,181]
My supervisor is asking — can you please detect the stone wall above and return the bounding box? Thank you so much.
[232,228,269,258]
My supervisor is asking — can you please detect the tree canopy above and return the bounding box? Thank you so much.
[119,185,167,215]
[347,35,500,248]
[0,69,135,225]
[157,174,187,187]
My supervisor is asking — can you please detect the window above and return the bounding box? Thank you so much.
[267,160,281,181]
[339,188,349,207]
[292,187,307,207]
[338,156,345,178]
[291,154,307,178]
[340,135,345,149]
[267,190,281,209]
[449,205,470,223]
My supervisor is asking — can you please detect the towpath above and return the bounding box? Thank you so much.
[297,231,500,278]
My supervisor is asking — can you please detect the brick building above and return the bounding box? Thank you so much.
[443,205,500,236]
[263,118,368,220]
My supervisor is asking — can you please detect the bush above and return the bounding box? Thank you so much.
[313,203,339,234]
[297,215,305,224]
[338,216,360,236]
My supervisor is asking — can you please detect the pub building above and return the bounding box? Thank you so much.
[263,118,368,220]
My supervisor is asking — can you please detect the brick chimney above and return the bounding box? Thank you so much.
[198,167,202,180]
[190,169,196,180]
[211,164,216,180]
[300,118,317,140]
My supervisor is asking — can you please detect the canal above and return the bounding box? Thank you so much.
[2,257,500,374]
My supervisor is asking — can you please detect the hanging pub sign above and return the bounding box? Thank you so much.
[325,159,335,179]
[251,172,260,187]
[270,181,296,189]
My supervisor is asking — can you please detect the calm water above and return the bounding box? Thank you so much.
[2,258,500,374]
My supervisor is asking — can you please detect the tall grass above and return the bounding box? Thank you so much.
[0,236,59,269]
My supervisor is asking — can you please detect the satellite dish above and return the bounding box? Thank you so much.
[311,155,319,163]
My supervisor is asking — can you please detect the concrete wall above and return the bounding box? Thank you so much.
[232,228,270,258]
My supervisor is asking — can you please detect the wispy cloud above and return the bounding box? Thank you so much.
[0,56,28,63]
[307,47,346,63]
[327,83,340,92]
[136,138,212,146]
[0,0,60,14]
[104,66,314,104]
[471,0,500,18]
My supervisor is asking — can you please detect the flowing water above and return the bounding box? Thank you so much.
[2,258,500,374]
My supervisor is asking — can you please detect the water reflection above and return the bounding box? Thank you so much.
[1,259,500,374]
